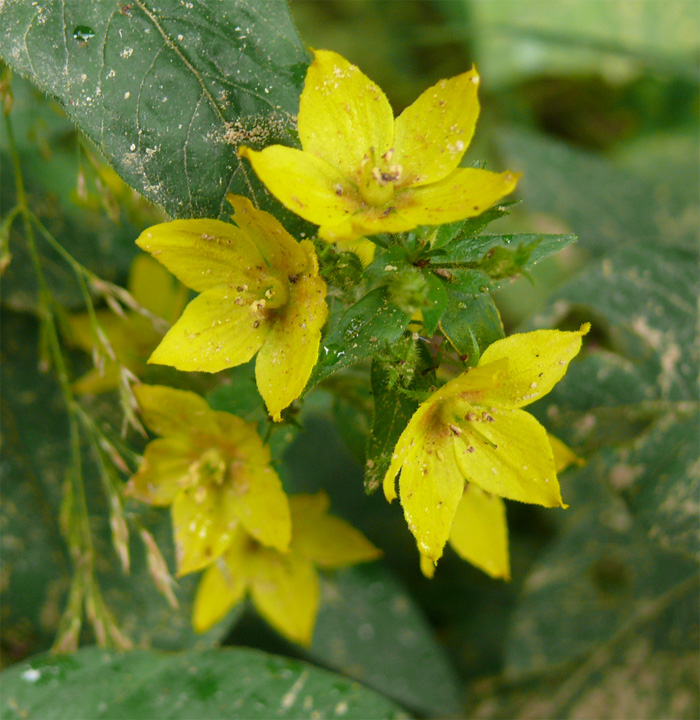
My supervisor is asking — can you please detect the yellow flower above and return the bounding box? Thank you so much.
[135,195,328,421]
[125,384,291,576]
[239,49,519,244]
[419,430,585,580]
[384,325,590,574]
[193,492,381,646]
[68,254,187,394]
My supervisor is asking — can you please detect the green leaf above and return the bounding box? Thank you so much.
[308,564,462,717]
[0,646,410,719]
[434,232,576,269]
[503,460,698,677]
[495,128,679,256]
[365,360,421,494]
[432,203,515,250]
[0,1,309,219]
[309,287,412,388]
[439,291,504,365]
[421,272,449,335]
[469,0,700,87]
[466,576,699,720]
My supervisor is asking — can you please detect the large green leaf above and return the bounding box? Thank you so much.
[0,646,409,719]
[468,0,700,87]
[0,0,309,219]
[503,461,698,677]
[466,575,698,720]
[308,564,462,717]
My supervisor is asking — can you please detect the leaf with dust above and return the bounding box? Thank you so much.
[502,461,698,677]
[0,0,309,220]
[467,574,698,720]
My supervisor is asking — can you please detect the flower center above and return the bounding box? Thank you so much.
[259,275,289,310]
[189,447,227,492]
[358,147,402,207]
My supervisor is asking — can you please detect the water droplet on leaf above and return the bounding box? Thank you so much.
[73,26,95,43]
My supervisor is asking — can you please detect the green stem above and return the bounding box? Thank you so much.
[5,112,100,645]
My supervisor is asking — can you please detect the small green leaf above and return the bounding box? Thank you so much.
[433,233,577,273]
[432,202,515,250]
[439,291,504,365]
[365,359,421,494]
[421,272,449,335]
[1,646,410,719]
[309,287,412,388]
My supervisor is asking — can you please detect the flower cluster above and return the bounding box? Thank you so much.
[127,384,378,644]
[121,46,586,624]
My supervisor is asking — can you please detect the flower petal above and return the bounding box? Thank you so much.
[148,288,268,373]
[394,167,520,227]
[134,384,218,437]
[290,493,381,569]
[127,254,188,322]
[136,218,270,293]
[213,411,272,466]
[477,324,589,408]
[192,535,250,633]
[420,553,436,579]
[382,402,435,503]
[393,67,480,187]
[227,194,308,276]
[299,49,394,182]
[239,145,359,229]
[549,433,585,473]
[250,549,319,647]
[336,237,376,266]
[229,462,291,552]
[72,364,123,396]
[449,486,510,580]
[454,406,565,507]
[255,271,328,420]
[172,482,240,576]
[125,436,199,506]
[397,431,467,562]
